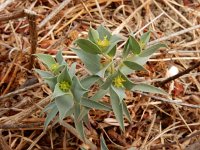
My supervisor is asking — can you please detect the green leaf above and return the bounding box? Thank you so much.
[34,69,57,90]
[100,135,109,150]
[76,39,102,54]
[129,36,141,55]
[81,75,100,89]
[97,25,111,40]
[52,83,67,98]
[123,38,130,58]
[57,66,72,84]
[56,50,67,65]
[107,45,116,57]
[110,86,125,131]
[111,86,126,103]
[71,76,87,102]
[68,62,77,78]
[123,60,146,71]
[91,89,108,101]
[139,43,166,57]
[44,104,58,130]
[43,101,56,113]
[131,83,168,95]
[119,71,134,90]
[35,54,56,69]
[96,61,112,78]
[140,31,151,48]
[77,107,90,122]
[55,94,74,120]
[122,101,131,122]
[71,48,101,74]
[81,98,112,111]
[88,27,99,43]
[74,103,85,141]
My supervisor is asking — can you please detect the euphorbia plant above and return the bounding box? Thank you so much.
[35,25,167,143]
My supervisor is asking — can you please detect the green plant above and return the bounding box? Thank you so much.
[35,25,167,144]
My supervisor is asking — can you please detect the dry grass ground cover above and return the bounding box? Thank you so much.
[0,0,200,149]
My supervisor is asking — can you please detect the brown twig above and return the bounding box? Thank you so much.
[0,122,43,130]
[24,9,38,69]
[0,82,43,100]
[0,135,11,150]
[151,130,200,149]
[0,9,38,69]
[158,61,200,86]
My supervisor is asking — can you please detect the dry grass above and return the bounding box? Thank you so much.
[0,0,200,149]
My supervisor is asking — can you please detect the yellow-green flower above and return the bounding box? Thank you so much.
[113,75,125,88]
[139,41,145,49]
[97,36,110,48]
[59,81,71,92]
[50,63,59,72]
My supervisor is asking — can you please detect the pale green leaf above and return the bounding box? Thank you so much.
[74,103,85,141]
[97,25,111,39]
[35,53,56,69]
[44,104,58,130]
[91,89,108,101]
[55,94,74,120]
[111,86,126,103]
[81,98,112,111]
[110,86,125,131]
[131,83,168,95]
[139,43,166,57]
[71,76,87,102]
[140,31,151,47]
[52,83,67,98]
[123,60,146,71]
[56,50,67,65]
[88,27,99,43]
[81,75,100,89]
[76,39,102,54]
[122,101,131,122]
[57,66,72,84]
[100,135,109,150]
[129,36,141,54]
[71,48,101,74]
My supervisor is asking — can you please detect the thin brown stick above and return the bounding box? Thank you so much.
[0,135,11,150]
[158,61,200,86]
[151,130,200,149]
[0,82,43,100]
[0,10,25,21]
[0,122,43,130]
[24,9,38,69]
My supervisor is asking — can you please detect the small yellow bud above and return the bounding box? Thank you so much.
[113,75,125,88]
[59,81,70,92]
[97,36,110,48]
[51,63,59,72]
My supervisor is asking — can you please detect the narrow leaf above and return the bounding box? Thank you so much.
[57,66,72,84]
[71,76,87,102]
[81,75,100,89]
[91,89,108,101]
[123,61,146,71]
[52,83,67,98]
[100,135,109,150]
[88,27,99,43]
[56,50,67,65]
[140,31,151,48]
[44,104,58,130]
[131,83,168,95]
[55,94,74,120]
[74,103,85,141]
[110,86,125,131]
[97,25,111,39]
[76,39,102,54]
[122,101,131,123]
[81,98,112,111]
[35,54,56,69]
[71,48,101,74]
[129,36,141,54]
[139,43,166,57]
